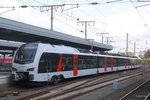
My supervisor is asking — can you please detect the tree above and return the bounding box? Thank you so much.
[144,49,150,58]
[119,52,134,56]
[139,54,144,59]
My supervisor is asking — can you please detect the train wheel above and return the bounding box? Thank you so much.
[51,76,59,84]
[60,75,65,82]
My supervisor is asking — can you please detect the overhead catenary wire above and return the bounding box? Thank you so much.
[31,0,81,23]
[0,8,15,15]
[130,0,148,26]
[14,0,148,33]
[2,0,148,51]
[30,0,79,22]
[136,3,150,8]
[25,0,98,38]
[106,0,124,4]
[15,0,83,33]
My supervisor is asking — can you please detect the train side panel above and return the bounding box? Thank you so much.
[11,43,140,83]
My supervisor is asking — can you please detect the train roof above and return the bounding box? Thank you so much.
[35,43,138,59]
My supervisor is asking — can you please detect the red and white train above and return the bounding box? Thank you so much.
[0,55,13,63]
[11,42,140,84]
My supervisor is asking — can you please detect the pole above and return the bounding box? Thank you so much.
[39,4,78,31]
[51,6,53,31]
[126,33,128,56]
[87,39,94,52]
[107,37,114,45]
[102,33,104,44]
[134,42,136,56]
[97,33,109,44]
[85,22,87,39]
[106,37,109,45]
[78,21,95,39]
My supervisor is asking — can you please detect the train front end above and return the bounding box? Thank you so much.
[11,43,38,83]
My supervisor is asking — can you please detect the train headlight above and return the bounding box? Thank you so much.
[27,68,34,71]
[12,67,17,71]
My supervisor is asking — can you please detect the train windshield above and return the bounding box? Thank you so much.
[14,43,38,64]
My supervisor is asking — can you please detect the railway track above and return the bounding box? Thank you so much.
[0,74,100,100]
[119,79,150,100]
[0,67,149,100]
[16,71,146,100]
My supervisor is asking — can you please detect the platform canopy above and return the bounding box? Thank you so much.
[0,17,113,51]
[0,40,23,50]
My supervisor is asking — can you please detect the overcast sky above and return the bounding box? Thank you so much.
[0,0,150,54]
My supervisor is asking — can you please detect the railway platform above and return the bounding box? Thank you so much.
[0,72,11,86]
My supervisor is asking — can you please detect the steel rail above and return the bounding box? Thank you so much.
[144,93,150,100]
[31,72,144,100]
[119,79,150,100]
[1,67,148,100]
[16,75,99,100]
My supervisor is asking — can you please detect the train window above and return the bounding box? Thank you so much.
[78,59,83,69]
[38,53,48,73]
[78,59,82,65]
[117,58,119,66]
[125,59,128,66]
[38,53,77,72]
[117,58,125,66]
[118,59,120,66]
[124,59,126,66]
[67,58,72,65]
[122,59,125,66]
[14,43,38,64]
[99,57,104,68]
[119,59,122,66]
[90,57,97,68]
[78,55,97,69]
[118,58,121,66]
[128,60,131,65]
[107,57,111,67]
[62,57,67,65]
[50,53,60,72]
[62,55,73,71]
[116,58,119,66]
[46,54,51,72]
[113,58,117,66]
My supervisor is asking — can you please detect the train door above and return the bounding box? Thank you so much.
[73,55,78,76]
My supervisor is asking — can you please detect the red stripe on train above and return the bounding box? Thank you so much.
[57,55,62,72]
[111,58,114,71]
[104,57,107,71]
[73,55,78,76]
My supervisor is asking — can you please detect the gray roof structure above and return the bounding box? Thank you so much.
[0,40,23,50]
[0,17,113,51]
